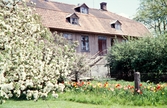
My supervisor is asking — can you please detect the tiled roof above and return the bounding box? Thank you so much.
[29,0,150,37]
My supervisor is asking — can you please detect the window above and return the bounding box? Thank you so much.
[63,33,72,44]
[66,13,79,25]
[71,18,78,25]
[80,7,88,14]
[115,23,121,30]
[122,39,128,43]
[111,20,121,30]
[111,38,114,46]
[75,3,89,14]
[111,24,115,28]
[81,36,89,51]
[111,23,121,30]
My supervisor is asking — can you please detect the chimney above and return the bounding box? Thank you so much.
[100,2,107,11]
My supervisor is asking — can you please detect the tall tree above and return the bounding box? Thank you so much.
[134,0,167,35]
[0,0,89,102]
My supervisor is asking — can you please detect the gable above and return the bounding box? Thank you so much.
[66,13,79,19]
[75,3,89,14]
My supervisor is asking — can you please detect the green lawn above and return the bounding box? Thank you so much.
[0,100,166,108]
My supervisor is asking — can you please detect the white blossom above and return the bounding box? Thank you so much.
[52,91,58,98]
[25,79,33,87]
[0,82,14,92]
[39,92,48,98]
[33,90,39,101]
[58,83,65,92]
[26,90,33,100]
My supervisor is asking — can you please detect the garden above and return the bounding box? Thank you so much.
[1,80,167,108]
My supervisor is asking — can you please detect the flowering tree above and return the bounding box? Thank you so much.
[0,0,89,103]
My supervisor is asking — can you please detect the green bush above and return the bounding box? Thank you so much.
[107,34,167,82]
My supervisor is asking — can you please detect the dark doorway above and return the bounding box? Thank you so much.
[98,36,107,56]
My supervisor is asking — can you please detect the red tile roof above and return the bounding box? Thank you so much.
[29,0,150,37]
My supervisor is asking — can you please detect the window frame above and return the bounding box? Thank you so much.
[81,36,89,52]
[111,38,114,46]
[115,23,121,30]
[111,20,121,30]
[70,17,78,25]
[80,7,88,14]
[63,33,73,44]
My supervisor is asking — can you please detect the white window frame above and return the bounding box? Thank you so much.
[80,7,88,14]
[111,21,121,30]
[81,36,89,52]
[70,18,78,25]
[115,23,121,30]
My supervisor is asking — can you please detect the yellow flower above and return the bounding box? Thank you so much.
[97,83,102,88]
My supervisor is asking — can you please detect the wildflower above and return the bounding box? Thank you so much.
[104,82,108,88]
[147,86,151,90]
[73,82,77,87]
[81,81,84,86]
[97,83,102,88]
[137,89,142,94]
[156,84,161,90]
[124,87,128,90]
[115,84,121,88]
[109,88,114,91]
[93,85,96,88]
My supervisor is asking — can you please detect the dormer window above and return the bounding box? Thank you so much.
[110,20,122,30]
[66,13,79,25]
[75,3,89,14]
[71,18,78,24]
[80,7,88,14]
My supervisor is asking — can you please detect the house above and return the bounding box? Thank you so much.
[28,0,150,78]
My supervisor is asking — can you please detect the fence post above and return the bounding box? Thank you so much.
[75,71,79,82]
[134,72,140,93]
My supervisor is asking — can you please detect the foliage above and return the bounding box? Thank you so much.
[134,0,167,35]
[107,34,167,82]
[61,80,167,106]
[0,0,89,103]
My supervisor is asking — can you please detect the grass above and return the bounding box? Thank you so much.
[0,100,166,108]
[1,80,167,107]
[62,80,167,106]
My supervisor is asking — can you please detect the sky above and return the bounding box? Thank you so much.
[51,0,140,19]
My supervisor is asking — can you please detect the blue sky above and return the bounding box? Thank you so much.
[51,0,140,19]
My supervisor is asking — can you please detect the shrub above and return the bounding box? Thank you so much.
[107,34,167,82]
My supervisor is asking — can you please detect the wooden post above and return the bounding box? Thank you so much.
[134,72,140,93]
[75,71,79,82]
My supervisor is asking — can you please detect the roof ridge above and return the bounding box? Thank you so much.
[49,0,76,7]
